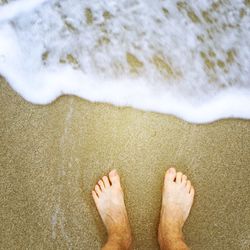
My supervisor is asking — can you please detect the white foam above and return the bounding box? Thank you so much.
[0,0,249,123]
[0,0,49,22]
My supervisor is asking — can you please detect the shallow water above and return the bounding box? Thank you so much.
[0,0,249,123]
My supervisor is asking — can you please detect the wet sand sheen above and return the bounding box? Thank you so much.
[0,77,250,250]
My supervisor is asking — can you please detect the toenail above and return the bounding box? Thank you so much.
[169,168,174,174]
[110,169,117,176]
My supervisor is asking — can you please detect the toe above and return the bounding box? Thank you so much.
[102,176,110,188]
[165,167,176,182]
[109,169,121,187]
[186,180,191,192]
[95,184,102,196]
[181,174,187,185]
[190,186,195,198]
[92,190,99,202]
[176,172,183,184]
[98,180,105,190]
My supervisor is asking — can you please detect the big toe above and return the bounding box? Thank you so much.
[109,169,121,187]
[165,167,176,183]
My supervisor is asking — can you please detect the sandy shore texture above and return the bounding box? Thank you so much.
[0,76,250,250]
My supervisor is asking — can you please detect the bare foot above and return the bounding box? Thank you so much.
[92,169,132,250]
[158,167,195,250]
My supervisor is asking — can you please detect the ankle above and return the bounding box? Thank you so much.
[159,219,183,237]
[158,222,184,248]
[158,231,188,250]
[107,232,133,250]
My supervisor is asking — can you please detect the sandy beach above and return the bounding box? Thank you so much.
[0,76,249,249]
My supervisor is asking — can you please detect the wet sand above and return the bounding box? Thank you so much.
[0,76,250,250]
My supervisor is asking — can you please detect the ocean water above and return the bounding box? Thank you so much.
[0,0,249,123]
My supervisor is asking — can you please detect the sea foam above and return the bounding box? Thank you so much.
[0,0,249,123]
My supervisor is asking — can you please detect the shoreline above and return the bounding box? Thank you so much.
[1,76,250,124]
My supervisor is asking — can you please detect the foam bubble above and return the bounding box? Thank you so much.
[0,0,249,123]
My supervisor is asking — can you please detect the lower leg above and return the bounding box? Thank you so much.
[158,168,195,250]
